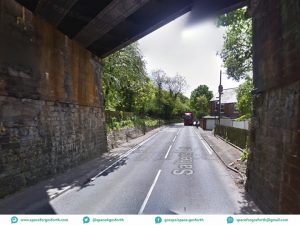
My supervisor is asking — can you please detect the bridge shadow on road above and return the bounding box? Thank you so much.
[78,157,128,190]
[238,191,262,214]
[0,149,130,214]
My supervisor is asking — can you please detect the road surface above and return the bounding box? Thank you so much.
[40,124,256,214]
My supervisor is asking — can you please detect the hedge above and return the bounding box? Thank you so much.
[214,124,250,149]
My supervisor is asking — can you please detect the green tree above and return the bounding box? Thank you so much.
[194,96,209,118]
[150,70,189,120]
[190,85,213,107]
[102,43,151,113]
[151,69,167,117]
[190,85,213,119]
[236,76,253,119]
[172,94,191,118]
[103,46,191,122]
[217,7,252,81]
[166,74,188,100]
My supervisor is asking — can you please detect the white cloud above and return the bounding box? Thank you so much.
[139,12,242,97]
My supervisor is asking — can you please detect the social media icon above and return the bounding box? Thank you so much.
[11,216,18,224]
[155,216,162,224]
[83,216,90,224]
[227,216,234,224]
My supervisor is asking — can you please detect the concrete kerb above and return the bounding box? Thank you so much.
[194,128,246,182]
[214,134,244,152]
[49,125,165,200]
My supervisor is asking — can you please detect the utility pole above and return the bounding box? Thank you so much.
[218,70,223,124]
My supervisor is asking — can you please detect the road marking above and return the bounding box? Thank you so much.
[138,169,162,214]
[194,130,213,155]
[166,129,180,158]
[172,136,177,142]
[52,129,164,201]
[89,130,161,181]
[164,144,173,159]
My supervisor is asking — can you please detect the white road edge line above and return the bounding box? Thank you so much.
[194,130,213,155]
[138,169,162,214]
[90,131,161,181]
[51,129,163,201]
[164,144,173,159]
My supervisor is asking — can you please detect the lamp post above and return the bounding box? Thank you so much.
[218,70,223,125]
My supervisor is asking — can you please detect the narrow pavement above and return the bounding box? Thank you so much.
[31,124,258,214]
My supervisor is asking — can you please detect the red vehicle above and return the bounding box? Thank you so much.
[183,112,193,126]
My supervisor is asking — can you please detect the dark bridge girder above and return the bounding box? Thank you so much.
[16,0,246,57]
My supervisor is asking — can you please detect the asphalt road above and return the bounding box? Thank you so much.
[46,124,255,214]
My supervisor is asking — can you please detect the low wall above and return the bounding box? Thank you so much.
[107,126,159,150]
[220,118,249,130]
[233,120,249,130]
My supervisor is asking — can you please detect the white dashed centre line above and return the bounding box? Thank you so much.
[172,136,176,142]
[138,169,162,214]
[164,144,173,159]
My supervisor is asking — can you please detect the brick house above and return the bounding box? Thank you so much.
[210,88,239,119]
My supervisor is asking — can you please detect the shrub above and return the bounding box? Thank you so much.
[241,149,250,161]
[214,124,250,149]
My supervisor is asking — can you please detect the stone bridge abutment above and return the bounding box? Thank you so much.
[0,0,107,197]
[246,0,300,213]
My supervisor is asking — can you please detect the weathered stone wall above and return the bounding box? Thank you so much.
[107,126,159,150]
[0,0,107,197]
[247,0,300,213]
[107,127,144,150]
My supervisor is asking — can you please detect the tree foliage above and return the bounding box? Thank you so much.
[102,44,191,121]
[190,85,213,106]
[217,8,252,81]
[236,76,253,119]
[103,43,153,113]
[194,96,209,118]
[190,85,213,119]
[151,69,190,120]
[166,74,188,99]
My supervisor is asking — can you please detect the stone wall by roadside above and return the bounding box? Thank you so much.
[107,126,158,150]
[246,0,300,213]
[0,0,107,198]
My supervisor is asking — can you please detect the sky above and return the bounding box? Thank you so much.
[138,12,242,97]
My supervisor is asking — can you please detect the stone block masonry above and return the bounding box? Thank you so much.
[246,0,300,213]
[0,0,107,197]
[0,97,106,197]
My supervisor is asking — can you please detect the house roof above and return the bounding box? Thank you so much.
[210,88,237,104]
